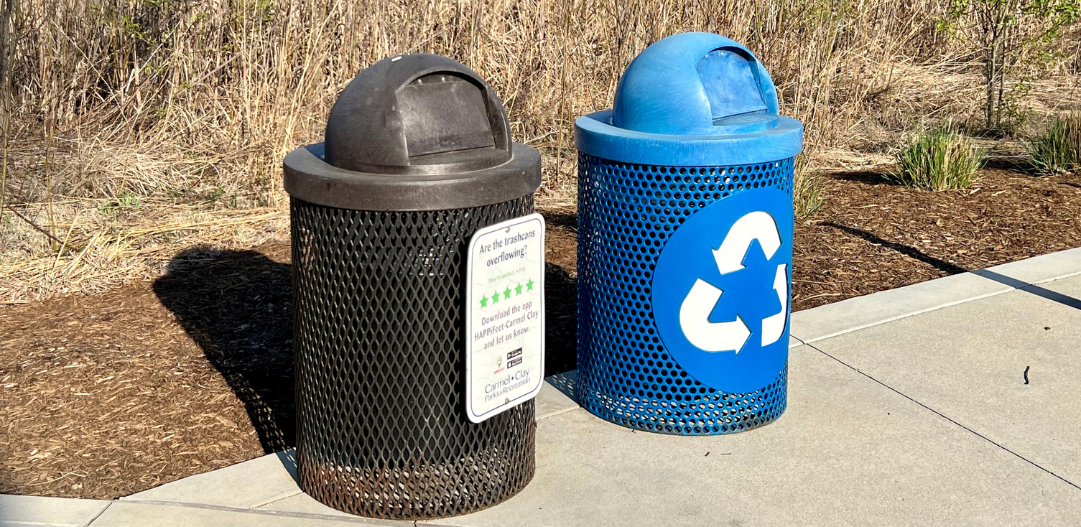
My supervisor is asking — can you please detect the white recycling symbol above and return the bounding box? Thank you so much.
[678,211,788,354]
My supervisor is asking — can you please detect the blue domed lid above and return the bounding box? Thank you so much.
[576,32,802,166]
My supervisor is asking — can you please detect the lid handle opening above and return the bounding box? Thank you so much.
[696,47,768,124]
[398,73,497,158]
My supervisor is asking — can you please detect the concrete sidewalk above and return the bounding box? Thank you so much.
[4,248,1081,526]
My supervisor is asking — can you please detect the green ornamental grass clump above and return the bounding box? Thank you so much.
[1029,113,1081,175]
[892,125,985,191]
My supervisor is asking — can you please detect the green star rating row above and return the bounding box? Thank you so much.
[479,278,535,308]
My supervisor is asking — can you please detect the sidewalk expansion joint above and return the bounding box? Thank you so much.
[804,341,1081,493]
[83,500,113,527]
[792,289,1009,346]
[111,499,411,525]
[537,406,582,421]
[247,490,303,509]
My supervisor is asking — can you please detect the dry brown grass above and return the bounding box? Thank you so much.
[1,199,287,302]
[1,0,1079,303]
[4,0,978,199]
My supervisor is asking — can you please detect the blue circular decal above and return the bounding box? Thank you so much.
[652,188,793,393]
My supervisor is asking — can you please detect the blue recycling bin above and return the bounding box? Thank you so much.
[574,32,803,435]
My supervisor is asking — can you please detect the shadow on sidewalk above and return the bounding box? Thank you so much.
[153,248,296,454]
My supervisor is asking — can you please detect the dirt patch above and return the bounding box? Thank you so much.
[3,171,1081,498]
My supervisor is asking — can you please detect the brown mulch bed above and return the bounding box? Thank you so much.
[794,168,1081,309]
[0,245,293,499]
[2,167,1081,499]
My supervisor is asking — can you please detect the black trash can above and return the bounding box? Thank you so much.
[283,53,541,520]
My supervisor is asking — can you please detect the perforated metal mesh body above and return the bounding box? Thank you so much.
[291,196,536,520]
[576,153,793,435]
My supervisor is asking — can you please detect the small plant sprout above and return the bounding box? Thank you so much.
[97,189,142,216]
[117,189,141,210]
[892,124,987,191]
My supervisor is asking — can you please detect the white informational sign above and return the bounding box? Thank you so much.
[465,213,546,423]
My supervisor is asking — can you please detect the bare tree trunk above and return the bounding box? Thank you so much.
[0,0,15,222]
[0,0,14,94]
[995,16,1011,129]
[985,40,996,129]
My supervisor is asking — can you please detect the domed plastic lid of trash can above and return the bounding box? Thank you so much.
[575,32,803,166]
[283,54,539,211]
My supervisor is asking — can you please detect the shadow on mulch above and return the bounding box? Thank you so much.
[984,155,1032,173]
[153,249,296,454]
[152,235,580,454]
[542,207,580,375]
[544,208,579,231]
[823,222,1081,311]
[824,170,893,186]
[544,261,577,375]
[823,222,967,275]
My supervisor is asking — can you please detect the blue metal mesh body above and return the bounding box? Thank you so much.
[576,152,794,435]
